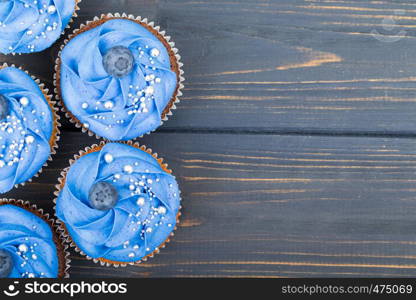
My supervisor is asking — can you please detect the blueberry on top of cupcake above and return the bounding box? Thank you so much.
[102,46,135,78]
[59,18,178,141]
[56,143,181,263]
[0,0,76,54]
[0,66,54,193]
[88,181,119,211]
[0,204,60,278]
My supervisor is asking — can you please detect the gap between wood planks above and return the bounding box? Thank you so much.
[156,128,416,139]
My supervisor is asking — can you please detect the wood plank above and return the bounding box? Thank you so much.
[2,0,416,279]
[5,131,416,277]
[2,0,416,133]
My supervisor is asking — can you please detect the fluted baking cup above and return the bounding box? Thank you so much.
[54,12,185,141]
[53,141,182,267]
[0,198,71,278]
[0,63,61,190]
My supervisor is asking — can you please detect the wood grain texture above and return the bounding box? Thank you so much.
[3,0,416,133]
[1,0,416,278]
[3,132,416,278]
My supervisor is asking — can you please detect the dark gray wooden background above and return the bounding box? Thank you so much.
[3,0,416,278]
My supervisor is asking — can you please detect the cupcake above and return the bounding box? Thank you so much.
[0,0,80,54]
[55,13,184,141]
[55,142,181,266]
[0,65,59,193]
[0,199,70,278]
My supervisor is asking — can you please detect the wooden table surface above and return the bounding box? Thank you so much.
[3,0,416,278]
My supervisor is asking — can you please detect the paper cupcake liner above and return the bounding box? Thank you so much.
[53,12,185,141]
[53,141,182,267]
[0,198,71,278]
[10,0,82,56]
[0,63,61,190]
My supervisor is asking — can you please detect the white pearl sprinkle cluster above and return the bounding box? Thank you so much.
[103,152,178,258]
[80,45,163,131]
[126,46,161,117]
[16,238,43,278]
[2,1,60,52]
[0,96,44,169]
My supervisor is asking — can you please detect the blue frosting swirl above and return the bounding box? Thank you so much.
[0,204,59,278]
[0,67,53,193]
[60,19,178,141]
[56,143,181,263]
[0,0,75,54]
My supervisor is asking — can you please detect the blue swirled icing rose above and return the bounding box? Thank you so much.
[0,204,60,278]
[0,66,54,193]
[60,18,178,141]
[56,143,181,263]
[0,0,76,54]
